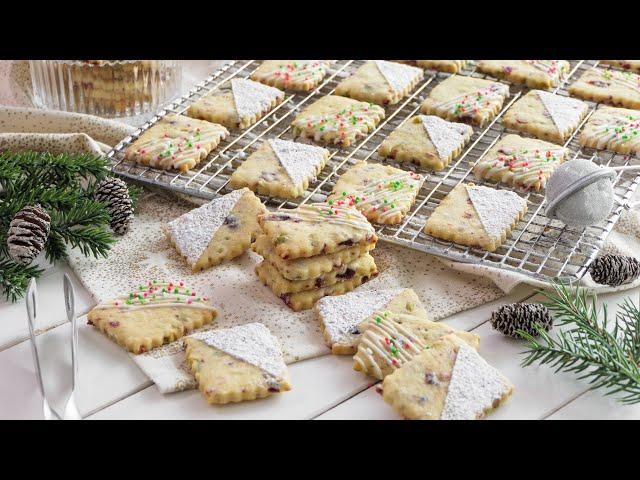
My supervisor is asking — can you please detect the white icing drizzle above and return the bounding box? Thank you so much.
[435,83,509,118]
[475,142,567,190]
[231,78,283,120]
[466,185,527,240]
[93,281,215,311]
[594,68,640,92]
[264,203,375,234]
[316,288,406,346]
[131,115,227,170]
[374,60,422,93]
[421,115,473,160]
[524,60,566,82]
[333,171,423,222]
[190,322,286,378]
[536,90,588,137]
[268,138,328,187]
[165,189,244,267]
[441,343,511,420]
[592,109,640,151]
[257,61,328,86]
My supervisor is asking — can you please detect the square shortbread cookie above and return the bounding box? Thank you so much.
[415,60,468,73]
[252,234,376,281]
[229,138,330,199]
[568,67,640,110]
[477,60,570,89]
[87,281,217,354]
[315,288,427,355]
[258,203,377,260]
[473,134,570,191]
[291,95,385,147]
[187,78,285,130]
[423,183,528,252]
[124,114,228,172]
[250,60,331,91]
[353,308,480,380]
[420,75,510,127]
[334,60,423,106]
[600,60,640,73]
[381,336,513,420]
[255,252,377,296]
[328,161,424,224]
[164,188,266,271]
[579,105,640,156]
[184,322,291,404]
[378,115,473,170]
[501,90,589,143]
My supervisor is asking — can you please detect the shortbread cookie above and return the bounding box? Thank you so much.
[164,188,265,271]
[424,183,528,252]
[229,139,330,199]
[87,281,217,354]
[579,106,640,156]
[328,162,424,224]
[477,60,570,89]
[124,114,228,172]
[252,234,376,281]
[502,90,589,143]
[184,322,291,404]
[291,95,385,147]
[256,253,377,296]
[415,60,467,74]
[259,269,378,312]
[315,288,427,355]
[568,68,640,109]
[378,115,473,170]
[381,337,513,420]
[334,60,423,106]
[250,60,331,91]
[601,60,640,73]
[187,78,285,130]
[353,310,480,380]
[421,76,509,127]
[473,134,569,191]
[258,203,377,259]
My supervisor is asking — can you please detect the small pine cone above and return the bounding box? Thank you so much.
[490,303,553,339]
[588,254,640,287]
[95,176,134,235]
[7,204,51,265]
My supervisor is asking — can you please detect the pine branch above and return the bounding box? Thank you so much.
[519,281,640,404]
[0,259,44,302]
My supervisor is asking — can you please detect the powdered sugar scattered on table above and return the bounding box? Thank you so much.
[269,138,328,187]
[467,185,526,240]
[441,343,511,420]
[421,115,472,160]
[316,288,405,346]
[537,90,588,136]
[164,189,244,267]
[231,78,283,120]
[374,60,421,93]
[191,322,287,378]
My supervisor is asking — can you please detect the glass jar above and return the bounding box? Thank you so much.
[29,60,182,118]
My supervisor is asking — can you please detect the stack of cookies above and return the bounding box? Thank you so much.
[253,203,379,311]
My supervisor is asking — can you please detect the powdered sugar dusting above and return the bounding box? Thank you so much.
[441,343,511,420]
[268,138,328,187]
[316,288,405,345]
[231,78,283,120]
[374,60,422,93]
[165,189,244,267]
[421,115,473,160]
[537,90,587,136]
[467,185,526,240]
[191,322,286,378]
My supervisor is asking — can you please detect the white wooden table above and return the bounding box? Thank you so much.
[1,260,638,420]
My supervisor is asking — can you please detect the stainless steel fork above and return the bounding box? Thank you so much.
[62,273,81,420]
[26,278,60,420]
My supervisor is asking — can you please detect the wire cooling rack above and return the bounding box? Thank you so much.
[107,60,640,283]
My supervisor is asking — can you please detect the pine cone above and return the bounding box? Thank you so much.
[95,177,134,235]
[7,204,51,265]
[490,303,553,338]
[588,254,640,287]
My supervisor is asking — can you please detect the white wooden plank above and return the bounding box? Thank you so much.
[546,390,640,420]
[0,263,94,351]
[87,355,373,420]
